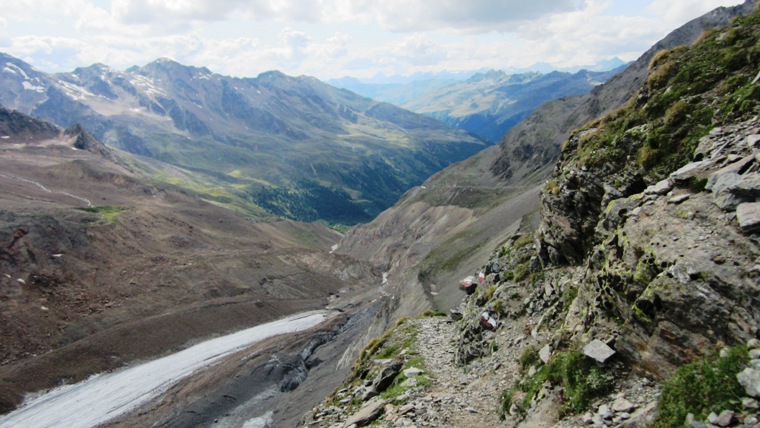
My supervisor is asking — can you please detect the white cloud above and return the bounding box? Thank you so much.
[646,0,745,23]
[361,0,585,32]
[391,34,447,66]
[0,0,748,79]
[104,0,585,34]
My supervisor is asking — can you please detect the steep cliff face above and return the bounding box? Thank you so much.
[537,7,760,265]
[303,6,760,428]
[456,7,760,425]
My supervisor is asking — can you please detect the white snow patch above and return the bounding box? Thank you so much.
[1,136,9,139]
[5,63,30,80]
[57,80,93,101]
[129,75,166,97]
[0,311,332,428]
[3,67,17,74]
[242,411,274,428]
[22,81,45,93]
[382,272,388,285]
[329,244,339,254]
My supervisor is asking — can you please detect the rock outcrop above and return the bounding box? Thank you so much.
[304,5,760,428]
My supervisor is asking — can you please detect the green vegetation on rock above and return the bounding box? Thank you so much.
[502,349,613,418]
[573,10,759,178]
[78,206,128,224]
[652,345,750,428]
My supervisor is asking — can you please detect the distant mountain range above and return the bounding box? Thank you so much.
[0,54,486,224]
[331,66,625,143]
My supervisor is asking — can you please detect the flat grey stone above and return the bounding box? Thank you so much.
[670,160,714,182]
[343,398,388,427]
[742,397,759,409]
[737,202,760,233]
[714,410,736,427]
[668,194,690,204]
[611,397,636,413]
[544,282,554,297]
[583,339,616,364]
[685,412,706,428]
[598,404,613,419]
[539,344,552,364]
[403,367,424,377]
[738,367,760,398]
[646,178,673,195]
[747,134,760,148]
[400,377,417,388]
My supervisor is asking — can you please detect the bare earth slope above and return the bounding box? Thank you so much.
[0,108,380,414]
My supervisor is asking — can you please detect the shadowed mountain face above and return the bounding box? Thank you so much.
[490,0,760,181]
[0,57,487,224]
[400,68,624,143]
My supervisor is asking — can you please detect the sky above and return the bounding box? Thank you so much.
[0,0,747,81]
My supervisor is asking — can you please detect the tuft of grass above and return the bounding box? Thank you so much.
[518,345,540,372]
[499,388,517,419]
[421,310,447,318]
[513,263,529,282]
[492,299,505,315]
[518,350,613,414]
[78,206,128,224]
[687,177,708,193]
[514,233,535,249]
[482,285,497,301]
[652,345,750,428]
[529,270,545,284]
[545,180,560,195]
[571,10,760,179]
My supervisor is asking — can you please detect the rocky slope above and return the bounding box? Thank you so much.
[301,4,760,428]
[0,57,486,224]
[334,0,756,332]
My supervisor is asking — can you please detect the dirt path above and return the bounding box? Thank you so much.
[409,317,505,427]
[0,172,93,207]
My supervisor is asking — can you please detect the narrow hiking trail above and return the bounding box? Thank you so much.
[0,172,93,207]
[407,317,508,427]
